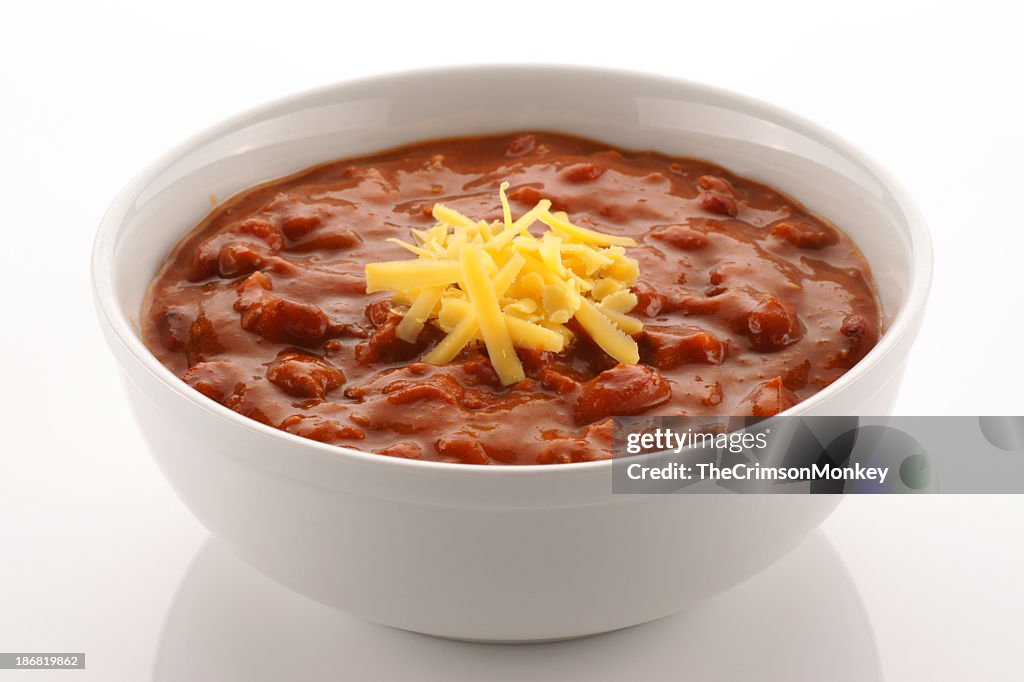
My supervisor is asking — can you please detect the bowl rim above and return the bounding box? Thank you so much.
[92,63,934,477]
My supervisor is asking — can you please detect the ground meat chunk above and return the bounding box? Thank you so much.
[280,415,365,442]
[231,217,285,251]
[354,310,435,365]
[239,295,331,346]
[266,351,345,399]
[382,372,464,405]
[435,433,490,465]
[185,311,223,366]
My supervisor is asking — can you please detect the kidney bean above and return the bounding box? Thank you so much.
[561,162,605,183]
[640,325,728,369]
[840,313,870,339]
[573,364,671,425]
[153,306,191,351]
[365,299,395,327]
[266,351,345,400]
[190,233,233,281]
[217,242,264,278]
[280,214,322,240]
[730,290,805,352]
[702,381,724,407]
[699,192,739,217]
[834,313,878,368]
[770,219,839,249]
[506,185,544,206]
[697,175,739,195]
[650,224,709,251]
[505,134,537,156]
[235,271,273,304]
[740,376,799,417]
[375,441,424,460]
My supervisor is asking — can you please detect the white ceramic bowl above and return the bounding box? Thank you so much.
[93,65,932,642]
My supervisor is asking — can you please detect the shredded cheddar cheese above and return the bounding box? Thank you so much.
[364,183,643,385]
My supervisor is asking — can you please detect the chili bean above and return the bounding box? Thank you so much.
[505,134,537,156]
[280,214,322,240]
[770,219,839,249]
[153,306,191,352]
[730,290,805,352]
[697,175,739,195]
[217,242,264,277]
[574,364,671,425]
[740,376,799,417]
[506,185,544,205]
[640,325,728,369]
[375,441,424,460]
[699,192,739,217]
[561,162,605,183]
[702,381,724,407]
[650,224,709,251]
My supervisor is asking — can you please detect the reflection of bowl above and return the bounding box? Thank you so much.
[92,66,932,641]
[154,532,881,681]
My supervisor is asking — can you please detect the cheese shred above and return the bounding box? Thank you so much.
[364,184,644,384]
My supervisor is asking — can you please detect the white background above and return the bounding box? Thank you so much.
[2,1,1023,679]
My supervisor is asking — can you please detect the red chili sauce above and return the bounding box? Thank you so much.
[142,133,881,464]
